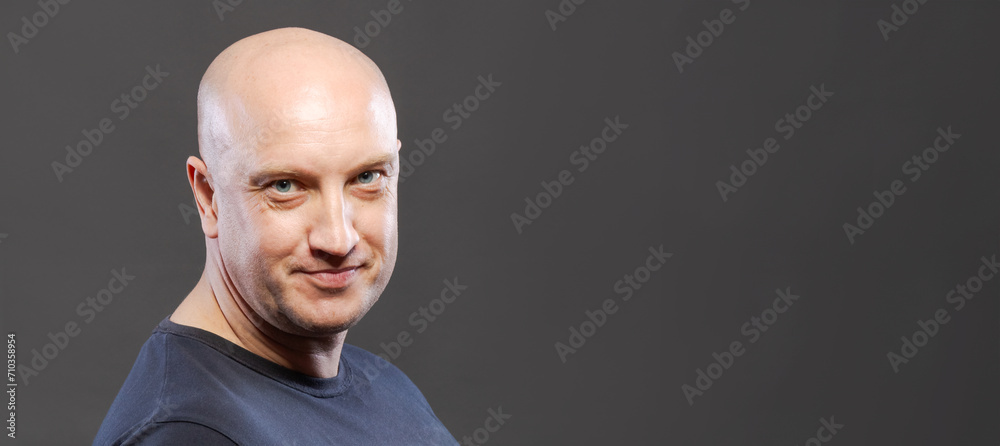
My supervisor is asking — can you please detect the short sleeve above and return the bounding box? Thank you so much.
[118,421,237,445]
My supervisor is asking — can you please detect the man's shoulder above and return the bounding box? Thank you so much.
[340,342,438,409]
[93,319,257,445]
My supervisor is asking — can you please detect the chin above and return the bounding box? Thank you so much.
[282,294,374,335]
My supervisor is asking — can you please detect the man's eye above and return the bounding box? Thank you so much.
[357,171,381,184]
[272,180,294,193]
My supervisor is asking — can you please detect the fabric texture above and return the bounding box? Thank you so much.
[93,318,458,445]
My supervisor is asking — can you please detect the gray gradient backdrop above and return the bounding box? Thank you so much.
[1,0,998,444]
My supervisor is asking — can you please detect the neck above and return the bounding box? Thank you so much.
[171,253,346,378]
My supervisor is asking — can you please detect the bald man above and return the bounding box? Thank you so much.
[93,28,459,445]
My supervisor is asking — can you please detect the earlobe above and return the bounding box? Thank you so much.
[186,156,219,239]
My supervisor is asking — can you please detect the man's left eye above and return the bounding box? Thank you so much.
[357,171,381,184]
[272,179,295,193]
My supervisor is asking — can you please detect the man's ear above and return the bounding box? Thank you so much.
[187,156,219,239]
[396,139,401,152]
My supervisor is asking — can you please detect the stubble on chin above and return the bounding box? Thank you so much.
[266,277,381,336]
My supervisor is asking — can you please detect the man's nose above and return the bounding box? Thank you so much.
[309,193,359,258]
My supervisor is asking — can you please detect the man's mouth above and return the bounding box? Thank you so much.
[300,266,361,290]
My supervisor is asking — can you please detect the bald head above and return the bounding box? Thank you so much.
[197,27,396,184]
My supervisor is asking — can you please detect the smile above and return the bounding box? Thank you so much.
[300,267,360,290]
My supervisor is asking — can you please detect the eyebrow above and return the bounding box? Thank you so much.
[247,152,398,185]
[354,153,398,173]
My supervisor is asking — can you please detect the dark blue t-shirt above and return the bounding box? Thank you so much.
[93,318,458,445]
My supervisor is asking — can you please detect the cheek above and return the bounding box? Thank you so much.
[218,192,304,261]
[356,199,397,251]
[360,202,398,287]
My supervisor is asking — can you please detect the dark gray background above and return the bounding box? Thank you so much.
[1,0,998,444]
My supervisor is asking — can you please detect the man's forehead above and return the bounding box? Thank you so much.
[217,79,395,179]
[248,88,389,139]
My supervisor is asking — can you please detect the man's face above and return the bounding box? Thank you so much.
[211,85,399,337]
